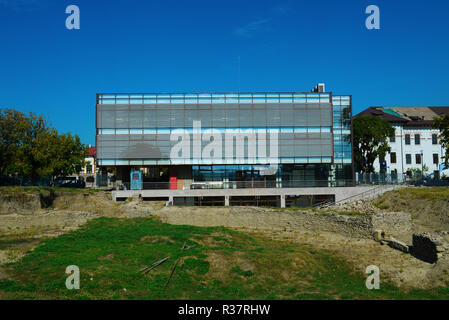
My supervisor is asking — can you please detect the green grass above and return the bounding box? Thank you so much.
[231,266,254,278]
[325,210,369,217]
[374,187,449,210]
[400,187,449,200]
[284,206,317,212]
[1,217,449,300]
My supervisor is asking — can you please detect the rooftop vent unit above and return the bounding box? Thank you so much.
[312,83,325,93]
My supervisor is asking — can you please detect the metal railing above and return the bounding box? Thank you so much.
[313,184,405,209]
[115,180,348,191]
[356,172,449,187]
[356,173,408,185]
[113,177,410,191]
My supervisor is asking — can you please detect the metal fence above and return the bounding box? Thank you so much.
[0,176,51,186]
[356,173,407,185]
[114,171,449,191]
[356,172,449,186]
[0,174,115,188]
[114,177,412,191]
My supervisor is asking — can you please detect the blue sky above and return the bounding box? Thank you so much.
[0,0,448,146]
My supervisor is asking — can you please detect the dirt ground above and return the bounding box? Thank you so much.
[139,203,449,289]
[1,188,449,290]
[111,196,449,289]
[246,229,443,289]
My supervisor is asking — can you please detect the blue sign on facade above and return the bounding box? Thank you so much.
[130,170,143,190]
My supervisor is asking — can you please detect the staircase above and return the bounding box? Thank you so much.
[313,183,406,209]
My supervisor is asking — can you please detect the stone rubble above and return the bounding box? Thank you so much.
[329,198,381,214]
[387,237,410,253]
[373,229,449,263]
[373,229,410,253]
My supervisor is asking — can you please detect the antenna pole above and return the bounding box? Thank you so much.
[238,56,241,93]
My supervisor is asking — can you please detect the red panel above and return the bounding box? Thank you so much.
[169,176,177,190]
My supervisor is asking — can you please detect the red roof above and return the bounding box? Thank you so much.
[88,147,96,157]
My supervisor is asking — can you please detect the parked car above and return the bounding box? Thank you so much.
[52,177,86,188]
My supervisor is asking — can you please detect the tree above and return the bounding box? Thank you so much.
[433,114,449,168]
[47,133,87,179]
[0,108,87,184]
[14,114,57,182]
[353,116,395,173]
[0,110,52,180]
[0,110,21,175]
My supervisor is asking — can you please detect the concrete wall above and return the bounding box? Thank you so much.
[112,185,378,207]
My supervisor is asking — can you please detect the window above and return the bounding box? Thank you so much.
[390,152,396,164]
[415,134,420,145]
[433,154,439,165]
[405,134,410,145]
[390,135,395,143]
[406,154,411,164]
[432,134,438,145]
[415,154,422,164]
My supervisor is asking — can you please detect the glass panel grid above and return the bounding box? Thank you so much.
[98,92,333,105]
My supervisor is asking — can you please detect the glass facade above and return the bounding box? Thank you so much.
[192,164,335,187]
[96,91,354,184]
[331,95,353,183]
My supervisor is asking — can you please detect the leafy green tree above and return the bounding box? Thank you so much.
[0,108,87,184]
[433,114,449,167]
[0,109,29,175]
[353,116,395,173]
[47,133,87,178]
[13,113,56,182]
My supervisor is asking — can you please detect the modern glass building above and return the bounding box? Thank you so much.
[96,86,353,190]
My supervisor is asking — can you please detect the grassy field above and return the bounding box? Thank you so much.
[1,217,449,300]
[375,187,449,210]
